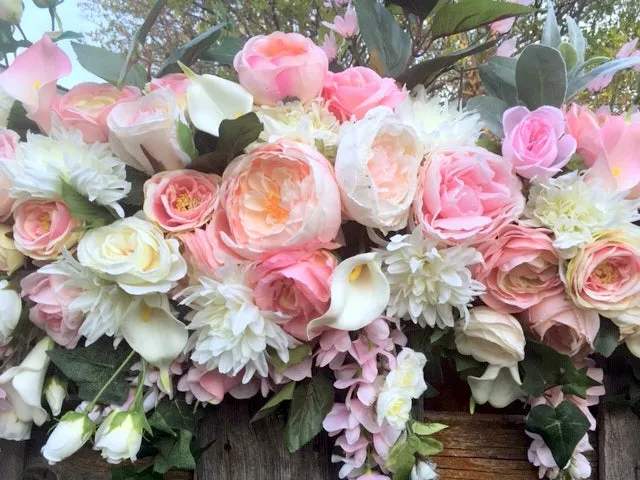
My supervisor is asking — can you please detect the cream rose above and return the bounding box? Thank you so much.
[77,217,187,295]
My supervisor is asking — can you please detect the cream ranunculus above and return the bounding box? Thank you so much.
[77,217,187,295]
[0,225,25,274]
[0,279,21,345]
[467,365,523,408]
[335,107,423,231]
[94,410,144,464]
[41,412,94,465]
[455,306,525,367]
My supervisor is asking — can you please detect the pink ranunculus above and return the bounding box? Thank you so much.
[502,106,577,179]
[523,293,599,358]
[249,249,336,340]
[565,104,612,167]
[12,200,79,260]
[0,34,71,132]
[322,67,406,122]
[20,272,83,348]
[177,366,244,405]
[475,225,563,313]
[51,82,141,143]
[412,147,525,245]
[146,73,189,109]
[219,139,341,259]
[233,32,329,106]
[143,169,221,233]
[0,128,20,221]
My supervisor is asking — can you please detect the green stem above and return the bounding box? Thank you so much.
[16,24,27,41]
[85,350,136,412]
[132,359,147,411]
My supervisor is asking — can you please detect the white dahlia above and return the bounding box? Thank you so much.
[378,228,485,328]
[0,122,130,216]
[395,86,482,153]
[178,266,292,383]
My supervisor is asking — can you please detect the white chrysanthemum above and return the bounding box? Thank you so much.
[378,228,485,328]
[0,87,14,127]
[178,266,292,383]
[395,86,482,153]
[523,172,640,258]
[0,122,130,216]
[250,100,340,159]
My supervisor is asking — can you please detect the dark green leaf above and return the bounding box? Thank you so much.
[47,338,136,404]
[61,179,118,227]
[251,382,296,423]
[476,133,501,154]
[71,42,146,88]
[387,0,438,20]
[177,119,198,161]
[566,56,640,99]
[7,101,39,139]
[516,44,567,108]
[217,112,263,160]
[452,352,484,373]
[355,0,412,78]
[122,166,149,208]
[540,3,561,48]
[158,24,226,76]
[594,317,620,358]
[201,37,245,66]
[431,0,536,38]
[479,56,518,105]
[526,401,590,469]
[414,436,443,456]
[284,373,334,452]
[465,95,509,137]
[111,466,163,480]
[153,430,196,474]
[149,398,201,435]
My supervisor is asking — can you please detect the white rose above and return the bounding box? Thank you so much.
[455,306,525,367]
[42,412,94,465]
[94,410,144,464]
[376,388,412,429]
[44,377,67,417]
[77,217,187,295]
[411,461,438,480]
[335,107,423,232]
[385,348,427,399]
[0,279,21,345]
[0,409,31,440]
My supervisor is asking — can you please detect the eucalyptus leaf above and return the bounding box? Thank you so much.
[465,95,509,137]
[516,44,567,108]
[71,42,146,88]
[158,24,226,76]
[541,3,561,48]
[566,56,640,99]
[479,56,518,105]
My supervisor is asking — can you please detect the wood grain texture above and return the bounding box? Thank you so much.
[0,438,25,480]
[599,402,640,480]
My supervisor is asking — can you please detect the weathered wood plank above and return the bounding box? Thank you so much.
[599,402,640,480]
[0,438,25,480]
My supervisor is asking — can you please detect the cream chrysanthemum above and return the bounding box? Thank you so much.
[0,122,130,216]
[378,228,485,328]
[178,266,292,383]
[395,86,482,153]
[523,172,640,257]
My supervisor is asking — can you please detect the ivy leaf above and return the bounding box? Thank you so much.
[61,179,118,227]
[251,382,296,423]
[526,401,590,469]
[284,373,334,452]
[217,112,263,161]
[149,398,201,435]
[594,317,620,358]
[385,434,417,480]
[479,56,518,105]
[153,430,196,474]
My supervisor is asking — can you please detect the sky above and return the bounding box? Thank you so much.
[21,0,101,88]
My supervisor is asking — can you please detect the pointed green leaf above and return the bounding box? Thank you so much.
[412,421,448,436]
[177,119,198,161]
[566,57,640,99]
[71,42,146,88]
[541,3,561,48]
[479,56,518,105]
[594,317,620,358]
[566,17,586,64]
[251,382,296,423]
[201,37,245,66]
[61,179,118,227]
[148,398,201,435]
[121,166,149,208]
[158,24,226,76]
[516,44,567,108]
[153,430,196,474]
[415,436,443,456]
[385,434,416,480]
[217,112,263,161]
[269,345,311,373]
[558,42,578,71]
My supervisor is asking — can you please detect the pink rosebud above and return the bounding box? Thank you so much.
[502,106,577,179]
[0,128,20,221]
[234,32,329,106]
[322,7,359,38]
[177,366,244,405]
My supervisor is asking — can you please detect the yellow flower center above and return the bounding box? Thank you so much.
[174,192,200,212]
[34,80,41,90]
[349,264,364,282]
[592,262,620,285]
[140,304,153,322]
[612,167,622,177]
[39,214,51,233]
[265,191,289,223]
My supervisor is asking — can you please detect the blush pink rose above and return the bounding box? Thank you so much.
[234,32,329,106]
[143,169,221,232]
[502,106,577,179]
[475,225,563,313]
[412,147,524,245]
[219,139,341,259]
[0,128,20,221]
[524,294,599,358]
[52,82,141,143]
[146,73,189,109]
[13,200,79,260]
[565,104,612,167]
[249,249,336,340]
[20,272,83,348]
[322,67,406,121]
[177,366,255,405]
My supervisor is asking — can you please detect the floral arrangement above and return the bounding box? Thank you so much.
[0,1,638,479]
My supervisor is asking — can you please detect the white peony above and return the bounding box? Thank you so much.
[376,388,412,429]
[0,279,21,345]
[94,410,144,464]
[42,412,94,465]
[379,228,485,328]
[384,348,427,398]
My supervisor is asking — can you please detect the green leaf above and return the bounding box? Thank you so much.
[111,466,164,480]
[177,119,198,161]
[284,374,334,452]
[6,101,38,138]
[566,17,586,65]
[50,31,84,42]
[540,3,561,49]
[558,42,579,72]
[251,382,296,423]
[566,56,640,99]
[526,401,590,469]
[476,133,501,154]
[431,0,536,38]
[479,56,518,105]
[355,0,412,78]
[153,430,196,474]
[465,95,509,137]
[71,42,146,89]
[60,179,118,227]
[47,338,136,405]
[158,24,226,76]
[414,436,443,456]
[385,434,416,480]
[515,44,567,109]
[148,398,201,435]
[411,421,448,436]
[452,352,484,373]
[122,166,149,208]
[217,112,263,160]
[201,37,245,66]
[594,317,620,358]
[387,0,438,20]
[270,345,312,373]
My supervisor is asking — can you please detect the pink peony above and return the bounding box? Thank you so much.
[565,104,612,167]
[322,67,405,121]
[0,128,20,221]
[143,169,221,232]
[249,249,336,340]
[502,106,577,179]
[52,82,141,143]
[475,225,563,313]
[412,146,524,245]
[21,272,83,348]
[233,32,328,106]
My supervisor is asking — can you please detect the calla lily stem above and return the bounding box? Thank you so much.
[86,349,136,412]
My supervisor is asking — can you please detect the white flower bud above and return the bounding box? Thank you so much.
[94,410,144,464]
[44,377,67,417]
[42,412,94,465]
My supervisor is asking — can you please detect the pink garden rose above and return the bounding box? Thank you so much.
[502,106,577,179]
[146,73,189,109]
[51,82,141,143]
[177,367,245,405]
[0,128,20,221]
[20,272,83,348]
[234,32,328,106]
[143,169,221,232]
[322,67,406,121]
[412,147,524,245]
[524,294,599,358]
[475,225,563,313]
[13,200,79,260]
[248,249,336,340]
[219,139,341,259]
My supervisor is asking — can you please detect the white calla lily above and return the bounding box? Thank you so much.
[307,252,390,336]
[182,63,253,137]
[0,409,32,440]
[120,295,188,391]
[0,336,53,426]
[467,364,523,409]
